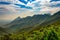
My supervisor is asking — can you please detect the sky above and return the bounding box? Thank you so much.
[0,0,60,20]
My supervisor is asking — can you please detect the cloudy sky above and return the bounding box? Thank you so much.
[0,0,60,20]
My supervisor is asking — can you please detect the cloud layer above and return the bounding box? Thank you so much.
[0,0,60,20]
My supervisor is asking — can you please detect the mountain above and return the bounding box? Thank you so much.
[0,11,60,40]
[19,11,60,32]
[5,11,60,33]
[33,11,60,30]
[5,14,51,32]
[11,17,21,23]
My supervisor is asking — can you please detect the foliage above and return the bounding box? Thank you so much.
[0,21,60,40]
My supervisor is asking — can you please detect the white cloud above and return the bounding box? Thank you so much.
[0,0,60,20]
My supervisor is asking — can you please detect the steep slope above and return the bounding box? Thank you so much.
[33,11,60,30]
[17,11,60,32]
[5,11,60,33]
[6,14,51,32]
[2,11,60,40]
[1,22,60,40]
[0,27,9,35]
[0,11,60,40]
[25,16,60,40]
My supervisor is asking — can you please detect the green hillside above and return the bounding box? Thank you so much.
[0,13,60,40]
[0,17,60,40]
[0,11,60,40]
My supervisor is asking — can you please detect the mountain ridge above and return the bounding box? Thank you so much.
[4,11,59,33]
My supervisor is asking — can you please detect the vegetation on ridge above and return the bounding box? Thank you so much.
[0,11,60,40]
[0,18,60,40]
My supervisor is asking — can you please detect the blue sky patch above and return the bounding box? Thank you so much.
[50,0,60,2]
[0,2,11,5]
[19,0,27,4]
[15,4,32,9]
[19,0,35,4]
[50,4,60,7]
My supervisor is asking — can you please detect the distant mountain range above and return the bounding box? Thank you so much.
[2,11,59,33]
[33,11,60,30]
[0,11,60,33]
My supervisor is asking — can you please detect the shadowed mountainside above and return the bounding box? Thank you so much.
[0,11,60,40]
[3,11,60,33]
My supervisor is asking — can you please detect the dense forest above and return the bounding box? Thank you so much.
[0,18,60,40]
